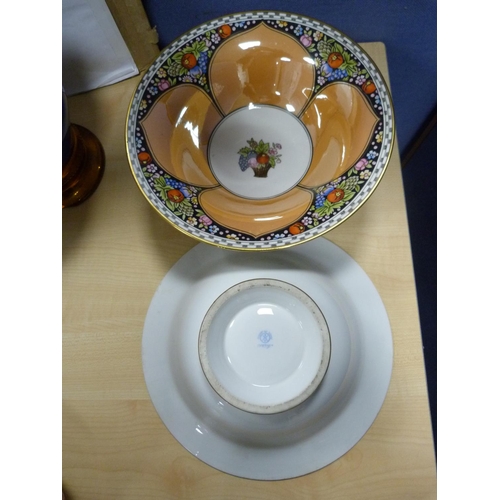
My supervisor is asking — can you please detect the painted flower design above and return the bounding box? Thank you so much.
[158,79,170,91]
[300,34,313,47]
[355,158,369,171]
[130,15,390,247]
[199,215,213,226]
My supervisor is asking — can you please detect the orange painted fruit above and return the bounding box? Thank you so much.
[181,53,197,69]
[138,152,152,165]
[289,223,306,235]
[167,189,184,203]
[218,24,232,38]
[327,188,345,203]
[327,52,344,68]
[362,81,377,94]
[257,153,270,164]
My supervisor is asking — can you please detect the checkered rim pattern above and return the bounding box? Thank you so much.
[127,12,394,250]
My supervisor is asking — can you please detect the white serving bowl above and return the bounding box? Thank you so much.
[142,238,393,479]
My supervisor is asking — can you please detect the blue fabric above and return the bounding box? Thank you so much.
[402,121,437,452]
[141,0,436,156]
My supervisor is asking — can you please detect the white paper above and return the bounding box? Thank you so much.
[62,0,139,95]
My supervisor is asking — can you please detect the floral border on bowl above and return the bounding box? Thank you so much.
[127,12,394,249]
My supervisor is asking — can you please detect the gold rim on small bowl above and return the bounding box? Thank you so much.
[198,278,331,414]
[126,12,395,251]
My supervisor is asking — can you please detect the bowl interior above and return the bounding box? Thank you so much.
[198,279,331,414]
[128,13,394,250]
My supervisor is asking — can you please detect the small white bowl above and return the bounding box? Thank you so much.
[198,278,331,414]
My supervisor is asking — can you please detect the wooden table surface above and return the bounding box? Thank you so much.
[62,42,437,499]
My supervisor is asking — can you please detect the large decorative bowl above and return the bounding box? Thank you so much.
[126,12,394,250]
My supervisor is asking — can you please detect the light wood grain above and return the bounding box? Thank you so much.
[63,42,436,499]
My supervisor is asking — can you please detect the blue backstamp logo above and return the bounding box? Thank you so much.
[258,330,273,348]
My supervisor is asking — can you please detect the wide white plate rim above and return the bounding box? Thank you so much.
[142,237,393,480]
